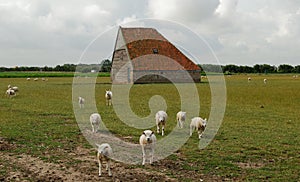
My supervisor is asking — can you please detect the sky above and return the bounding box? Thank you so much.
[0,0,299,67]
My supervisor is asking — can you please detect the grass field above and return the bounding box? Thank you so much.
[0,71,110,78]
[0,74,299,181]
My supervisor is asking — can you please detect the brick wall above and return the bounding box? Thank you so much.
[133,70,201,83]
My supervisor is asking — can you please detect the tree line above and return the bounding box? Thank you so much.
[200,64,300,74]
[1,61,299,74]
[0,59,112,73]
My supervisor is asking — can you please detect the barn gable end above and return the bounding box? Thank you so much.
[111,27,201,84]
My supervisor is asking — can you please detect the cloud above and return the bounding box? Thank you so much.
[0,0,300,66]
[147,0,219,23]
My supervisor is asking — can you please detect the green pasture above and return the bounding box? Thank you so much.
[0,71,110,78]
[0,74,299,181]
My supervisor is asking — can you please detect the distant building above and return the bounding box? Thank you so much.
[111,27,201,84]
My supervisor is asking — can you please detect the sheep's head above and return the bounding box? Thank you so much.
[143,130,154,143]
[105,91,112,98]
[203,118,207,127]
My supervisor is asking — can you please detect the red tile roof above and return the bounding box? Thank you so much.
[120,27,200,71]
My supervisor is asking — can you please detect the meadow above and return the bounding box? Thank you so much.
[0,74,299,181]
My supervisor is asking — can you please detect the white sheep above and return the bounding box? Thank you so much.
[96,143,112,177]
[26,78,31,81]
[90,113,101,133]
[263,78,267,84]
[176,111,186,128]
[34,78,38,81]
[190,117,207,139]
[155,111,168,136]
[8,85,18,94]
[139,130,156,165]
[105,90,112,106]
[248,77,251,82]
[6,88,16,98]
[78,97,85,109]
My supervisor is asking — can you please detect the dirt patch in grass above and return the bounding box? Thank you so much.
[0,137,16,151]
[235,161,265,169]
[0,143,228,181]
[0,145,177,181]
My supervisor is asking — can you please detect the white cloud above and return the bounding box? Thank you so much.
[215,0,238,17]
[0,0,300,67]
[147,0,219,23]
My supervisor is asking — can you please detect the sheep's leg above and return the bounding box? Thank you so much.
[96,124,99,133]
[107,159,112,176]
[141,145,146,165]
[162,123,165,136]
[156,124,160,134]
[198,129,203,139]
[190,125,194,136]
[150,146,154,164]
[179,120,183,128]
[91,124,94,133]
[98,155,102,176]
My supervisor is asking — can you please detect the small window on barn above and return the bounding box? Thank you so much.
[152,48,158,54]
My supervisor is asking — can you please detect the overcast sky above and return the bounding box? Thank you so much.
[1,0,299,67]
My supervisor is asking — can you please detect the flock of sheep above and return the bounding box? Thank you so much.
[5,77,48,98]
[248,77,268,84]
[5,75,298,177]
[78,90,207,177]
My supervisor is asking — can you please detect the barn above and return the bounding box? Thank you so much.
[111,27,201,84]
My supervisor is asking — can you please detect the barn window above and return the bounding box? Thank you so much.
[152,48,158,54]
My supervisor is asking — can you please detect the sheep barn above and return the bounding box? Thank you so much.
[111,27,201,84]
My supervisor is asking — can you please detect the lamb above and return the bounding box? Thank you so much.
[248,77,251,82]
[8,85,18,94]
[155,111,168,136]
[90,113,101,133]
[105,90,112,106]
[96,143,112,177]
[6,88,16,98]
[26,78,31,81]
[176,111,186,128]
[263,78,267,84]
[78,97,85,109]
[190,117,207,139]
[34,78,38,81]
[139,130,156,165]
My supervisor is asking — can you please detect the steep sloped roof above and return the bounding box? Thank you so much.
[120,27,200,71]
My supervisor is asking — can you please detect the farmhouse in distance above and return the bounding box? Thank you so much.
[111,27,201,84]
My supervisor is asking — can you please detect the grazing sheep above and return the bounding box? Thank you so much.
[90,113,101,133]
[26,78,31,81]
[264,78,267,84]
[248,77,251,82]
[155,111,168,136]
[176,111,186,128]
[105,90,112,106]
[78,97,85,109]
[96,143,112,177]
[139,130,156,165]
[34,78,38,81]
[8,85,18,94]
[190,117,207,139]
[6,88,16,98]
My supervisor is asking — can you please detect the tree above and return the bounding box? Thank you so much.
[100,59,112,72]
[278,64,294,73]
[293,65,300,73]
[222,64,240,73]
